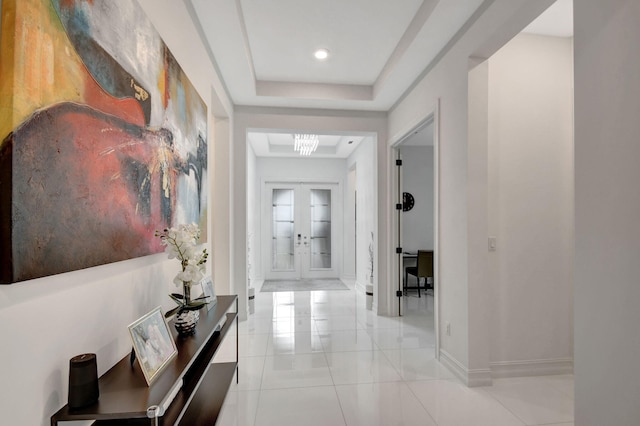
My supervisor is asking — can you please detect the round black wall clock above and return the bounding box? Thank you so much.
[402,192,415,211]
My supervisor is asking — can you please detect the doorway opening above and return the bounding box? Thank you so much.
[246,130,377,298]
[390,106,439,357]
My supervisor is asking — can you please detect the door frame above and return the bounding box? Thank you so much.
[345,165,357,281]
[261,178,343,281]
[389,99,440,359]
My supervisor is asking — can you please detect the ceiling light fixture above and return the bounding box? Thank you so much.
[314,48,329,60]
[294,133,319,156]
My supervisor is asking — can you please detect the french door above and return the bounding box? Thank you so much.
[265,182,337,280]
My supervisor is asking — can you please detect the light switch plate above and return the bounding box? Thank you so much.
[488,236,497,251]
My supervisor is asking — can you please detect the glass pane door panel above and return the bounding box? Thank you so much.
[273,188,293,204]
[311,188,330,205]
[274,222,294,237]
[272,189,294,270]
[312,205,331,221]
[310,189,331,269]
[274,205,293,218]
[311,235,330,252]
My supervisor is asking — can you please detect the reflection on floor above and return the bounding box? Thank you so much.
[214,280,574,426]
[261,278,349,292]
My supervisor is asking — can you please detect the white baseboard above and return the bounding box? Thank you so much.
[439,351,573,387]
[251,279,265,292]
[468,368,493,387]
[439,349,465,382]
[439,349,492,387]
[355,280,366,293]
[490,358,574,379]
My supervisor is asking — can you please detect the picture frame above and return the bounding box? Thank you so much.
[200,276,217,311]
[0,0,209,285]
[128,307,178,386]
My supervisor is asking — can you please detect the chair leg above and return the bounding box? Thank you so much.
[417,277,421,298]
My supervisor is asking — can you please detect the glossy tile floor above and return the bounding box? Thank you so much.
[214,281,574,426]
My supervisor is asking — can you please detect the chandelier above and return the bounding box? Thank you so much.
[293,133,319,156]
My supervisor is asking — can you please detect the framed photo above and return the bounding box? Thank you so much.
[200,276,217,310]
[128,307,178,386]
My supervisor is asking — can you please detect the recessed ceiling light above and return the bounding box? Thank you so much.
[314,48,329,60]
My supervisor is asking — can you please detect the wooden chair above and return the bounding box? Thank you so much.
[404,250,433,297]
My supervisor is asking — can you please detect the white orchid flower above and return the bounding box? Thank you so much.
[157,224,209,312]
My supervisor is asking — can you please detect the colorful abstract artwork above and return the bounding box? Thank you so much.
[0,0,208,283]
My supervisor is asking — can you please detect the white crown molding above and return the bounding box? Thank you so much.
[256,81,373,102]
[374,0,440,90]
[234,0,257,84]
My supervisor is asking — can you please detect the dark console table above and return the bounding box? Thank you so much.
[51,295,238,425]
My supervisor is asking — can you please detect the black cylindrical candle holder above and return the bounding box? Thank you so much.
[68,353,99,409]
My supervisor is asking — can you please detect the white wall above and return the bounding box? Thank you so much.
[400,145,434,252]
[344,167,357,279]
[467,59,491,381]
[257,158,346,183]
[574,1,640,424]
[0,1,231,424]
[247,143,258,284]
[213,115,232,294]
[487,33,574,376]
[347,138,377,290]
[388,0,555,383]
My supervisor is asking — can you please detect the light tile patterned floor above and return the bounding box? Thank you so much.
[214,281,574,426]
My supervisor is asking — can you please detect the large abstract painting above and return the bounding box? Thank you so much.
[0,0,208,283]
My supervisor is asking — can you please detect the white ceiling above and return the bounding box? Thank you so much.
[243,0,423,86]
[188,0,572,157]
[523,0,573,38]
[190,0,486,111]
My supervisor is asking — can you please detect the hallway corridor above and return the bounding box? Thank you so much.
[214,282,574,425]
